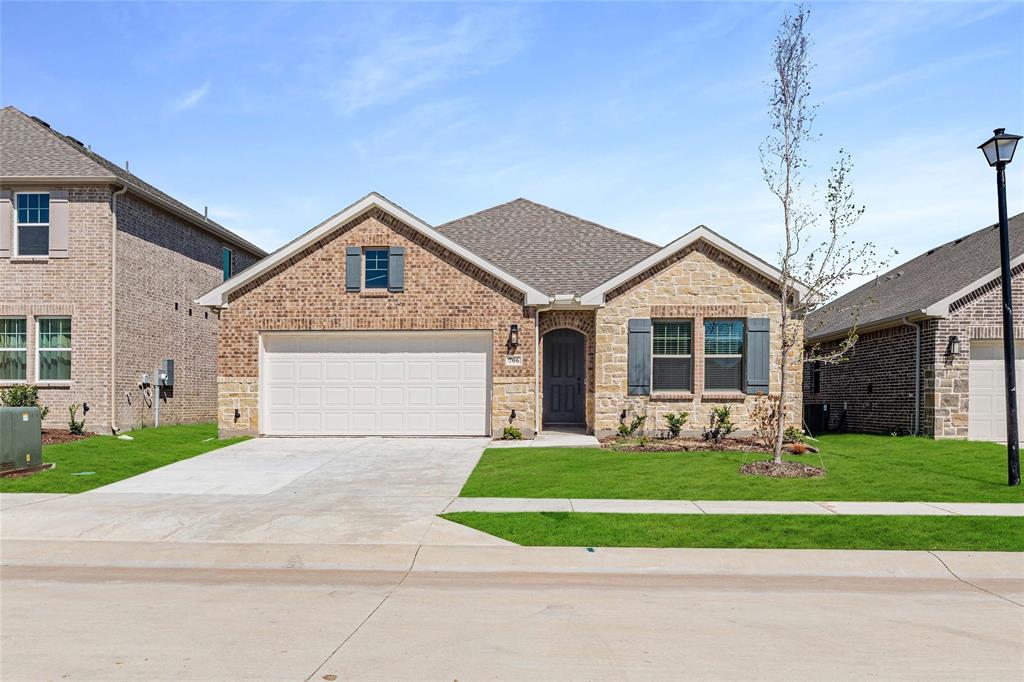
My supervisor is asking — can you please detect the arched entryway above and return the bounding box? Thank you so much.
[543,328,586,426]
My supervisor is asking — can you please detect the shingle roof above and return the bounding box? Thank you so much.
[0,106,266,256]
[807,213,1024,340]
[437,198,660,295]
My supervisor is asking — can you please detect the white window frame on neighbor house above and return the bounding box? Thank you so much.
[651,319,694,394]
[35,316,72,385]
[0,316,28,384]
[14,191,50,258]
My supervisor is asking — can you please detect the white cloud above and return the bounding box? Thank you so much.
[169,81,210,112]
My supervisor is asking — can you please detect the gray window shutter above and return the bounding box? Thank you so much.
[744,317,771,394]
[0,190,10,258]
[49,190,69,258]
[387,246,405,292]
[345,246,361,292]
[627,318,652,396]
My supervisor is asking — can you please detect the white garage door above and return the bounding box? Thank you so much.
[969,341,1024,442]
[260,331,490,436]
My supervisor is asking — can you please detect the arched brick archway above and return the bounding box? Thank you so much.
[539,310,596,433]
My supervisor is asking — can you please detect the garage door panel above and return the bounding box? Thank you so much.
[261,333,489,436]
[969,341,1024,442]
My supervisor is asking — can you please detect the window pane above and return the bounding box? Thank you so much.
[17,194,49,223]
[39,318,71,349]
[653,357,691,392]
[704,320,744,355]
[653,321,692,356]
[364,249,389,289]
[39,351,71,381]
[705,357,742,390]
[0,319,26,349]
[17,225,49,255]
[0,351,27,381]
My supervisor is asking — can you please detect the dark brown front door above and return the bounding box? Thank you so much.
[543,329,585,425]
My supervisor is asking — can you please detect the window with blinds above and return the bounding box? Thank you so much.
[704,319,744,390]
[652,320,692,392]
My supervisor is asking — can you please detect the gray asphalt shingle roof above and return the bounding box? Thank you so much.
[0,106,266,256]
[437,198,660,295]
[807,213,1024,340]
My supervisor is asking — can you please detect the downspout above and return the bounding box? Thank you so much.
[109,183,128,434]
[902,318,920,435]
[534,306,540,437]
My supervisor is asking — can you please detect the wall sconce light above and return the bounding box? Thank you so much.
[510,409,517,422]
[234,407,241,421]
[948,335,961,356]
[620,409,627,422]
[507,324,520,352]
[82,402,89,414]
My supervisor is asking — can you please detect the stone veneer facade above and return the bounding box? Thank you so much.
[216,208,537,438]
[1,183,260,431]
[594,242,802,438]
[804,266,1023,438]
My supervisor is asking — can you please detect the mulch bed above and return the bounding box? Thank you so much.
[0,463,55,479]
[740,460,825,478]
[606,435,818,455]
[42,429,95,446]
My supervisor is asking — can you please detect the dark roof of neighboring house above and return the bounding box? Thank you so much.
[807,213,1024,340]
[437,198,661,295]
[0,106,266,256]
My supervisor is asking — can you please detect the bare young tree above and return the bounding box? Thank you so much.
[761,5,887,464]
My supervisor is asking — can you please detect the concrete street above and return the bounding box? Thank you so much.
[2,437,1022,680]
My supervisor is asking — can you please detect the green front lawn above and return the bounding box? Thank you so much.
[443,512,1024,551]
[461,434,1024,503]
[0,423,248,494]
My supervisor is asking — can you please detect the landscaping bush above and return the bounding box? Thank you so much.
[702,406,736,443]
[502,425,523,440]
[750,394,781,450]
[783,426,805,443]
[0,384,49,421]
[662,411,688,438]
[68,404,86,435]
[617,413,647,437]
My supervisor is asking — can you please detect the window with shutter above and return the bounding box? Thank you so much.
[15,192,49,256]
[652,320,693,392]
[704,319,744,391]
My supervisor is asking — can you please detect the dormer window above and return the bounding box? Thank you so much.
[15,192,49,256]
[364,249,389,289]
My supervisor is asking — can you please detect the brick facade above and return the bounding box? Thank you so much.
[804,267,1024,438]
[216,208,537,438]
[0,183,261,431]
[594,242,802,438]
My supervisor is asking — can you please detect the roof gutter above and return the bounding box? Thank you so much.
[805,309,933,344]
[109,183,128,435]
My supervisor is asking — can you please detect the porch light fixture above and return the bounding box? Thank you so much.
[507,324,520,352]
[947,336,961,356]
[510,409,517,421]
[977,127,1020,486]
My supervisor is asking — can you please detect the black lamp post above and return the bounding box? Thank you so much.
[978,127,1022,486]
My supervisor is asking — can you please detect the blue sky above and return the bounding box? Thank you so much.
[3,1,1022,290]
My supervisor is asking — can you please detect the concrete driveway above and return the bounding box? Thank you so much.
[0,437,508,546]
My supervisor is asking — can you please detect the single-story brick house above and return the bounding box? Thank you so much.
[0,106,265,431]
[199,193,804,439]
[803,213,1023,441]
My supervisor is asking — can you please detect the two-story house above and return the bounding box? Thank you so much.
[0,106,266,432]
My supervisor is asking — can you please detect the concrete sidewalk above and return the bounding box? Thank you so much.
[446,497,1024,516]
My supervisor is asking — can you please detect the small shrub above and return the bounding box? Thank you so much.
[617,413,647,437]
[663,411,689,438]
[68,404,86,435]
[1,384,49,421]
[750,394,781,450]
[502,425,523,440]
[637,434,650,448]
[783,426,804,443]
[702,406,736,443]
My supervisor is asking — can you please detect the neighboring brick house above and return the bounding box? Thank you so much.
[804,214,1023,441]
[200,193,804,439]
[0,107,265,432]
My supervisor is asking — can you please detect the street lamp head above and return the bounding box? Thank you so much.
[979,128,1022,167]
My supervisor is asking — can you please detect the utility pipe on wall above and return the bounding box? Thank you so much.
[109,184,128,434]
[902,318,921,435]
[534,307,540,437]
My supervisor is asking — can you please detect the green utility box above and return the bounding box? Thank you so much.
[0,407,43,472]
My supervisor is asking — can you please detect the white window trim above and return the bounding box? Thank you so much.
[35,316,71,385]
[362,246,390,292]
[0,316,28,384]
[14,191,51,258]
[651,319,694,394]
[703,319,745,392]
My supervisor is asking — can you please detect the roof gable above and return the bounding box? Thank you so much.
[197,193,549,307]
[807,213,1024,340]
[437,198,660,295]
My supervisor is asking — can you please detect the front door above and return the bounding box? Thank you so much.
[543,329,585,425]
